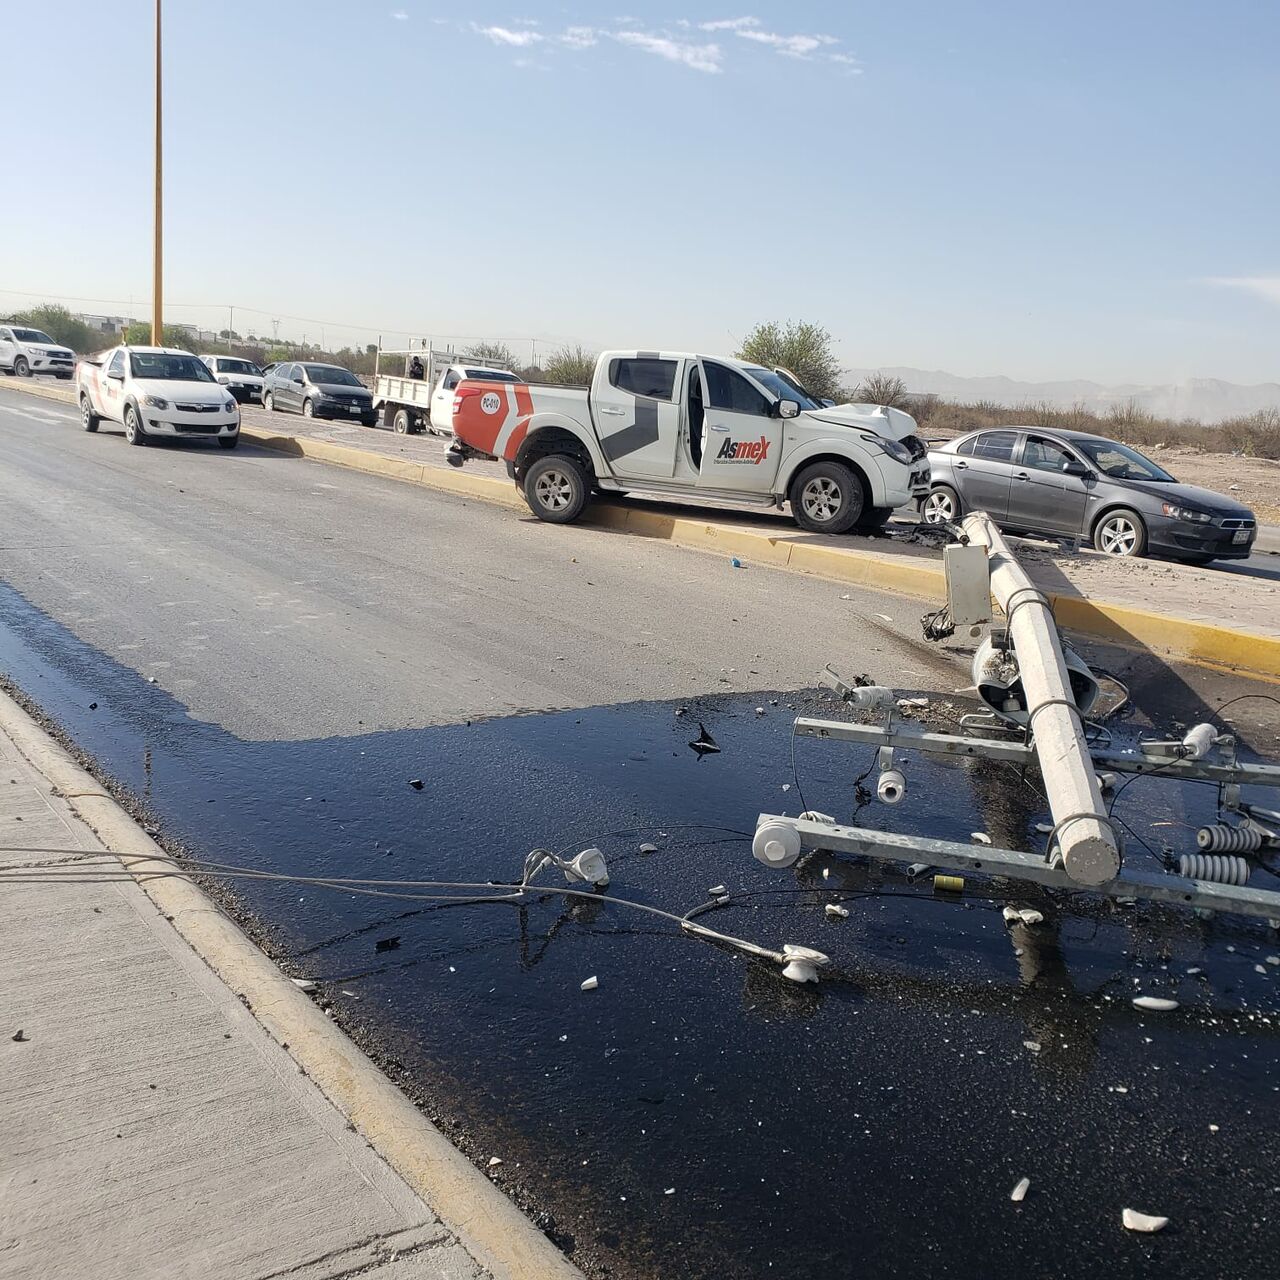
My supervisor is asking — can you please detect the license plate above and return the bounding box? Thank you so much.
[1233,529,1250,545]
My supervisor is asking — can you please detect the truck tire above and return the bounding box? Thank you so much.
[393,408,412,435]
[80,394,100,433]
[523,454,590,524]
[14,356,30,377]
[123,404,146,446]
[789,460,864,535]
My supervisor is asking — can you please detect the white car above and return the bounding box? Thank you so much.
[0,324,76,379]
[200,354,266,404]
[77,346,241,448]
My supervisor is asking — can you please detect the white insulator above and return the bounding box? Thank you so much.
[877,769,906,806]
[1178,853,1250,885]
[1180,723,1218,760]
[1196,824,1264,854]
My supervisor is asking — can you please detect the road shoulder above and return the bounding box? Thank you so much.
[0,688,582,1280]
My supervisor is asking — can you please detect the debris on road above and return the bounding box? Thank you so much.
[1122,1208,1169,1233]
[639,842,658,854]
[581,976,599,991]
[689,723,721,757]
[1132,996,1179,1012]
[1010,1176,1030,1203]
[374,936,402,953]
[291,979,318,992]
[971,832,992,845]
[408,778,425,790]
[825,904,850,919]
[488,1157,503,1168]
[12,1029,28,1042]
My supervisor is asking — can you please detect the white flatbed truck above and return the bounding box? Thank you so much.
[371,346,518,436]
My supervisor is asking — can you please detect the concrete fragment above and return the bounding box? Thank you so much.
[825,904,849,919]
[580,976,598,991]
[1132,996,1179,1011]
[1122,1208,1168,1233]
[1010,1177,1030,1202]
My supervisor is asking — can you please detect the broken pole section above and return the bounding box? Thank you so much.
[961,512,1121,886]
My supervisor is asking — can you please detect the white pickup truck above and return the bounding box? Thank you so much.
[77,345,241,448]
[448,350,929,534]
[371,349,519,436]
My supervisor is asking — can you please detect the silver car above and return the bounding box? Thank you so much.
[922,427,1257,563]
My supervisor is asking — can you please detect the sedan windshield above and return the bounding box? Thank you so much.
[130,353,216,382]
[14,328,56,344]
[742,366,819,410]
[304,365,361,387]
[1076,438,1174,482]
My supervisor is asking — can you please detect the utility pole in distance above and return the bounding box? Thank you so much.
[152,0,163,346]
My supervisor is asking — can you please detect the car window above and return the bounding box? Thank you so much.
[956,436,978,456]
[304,364,360,386]
[107,350,125,376]
[1076,437,1174,482]
[973,430,1017,462]
[703,361,770,416]
[442,370,459,391]
[464,368,519,382]
[1022,435,1075,473]
[129,353,216,382]
[610,357,678,402]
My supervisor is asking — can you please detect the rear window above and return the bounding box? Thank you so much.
[464,368,519,382]
[610,357,678,402]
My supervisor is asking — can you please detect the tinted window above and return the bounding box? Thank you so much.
[1023,435,1074,473]
[610,357,678,402]
[1075,437,1174,482]
[219,358,260,375]
[973,430,1017,462]
[129,353,216,382]
[282,364,300,381]
[703,361,769,416]
[304,364,360,387]
[464,368,519,382]
[956,436,977,456]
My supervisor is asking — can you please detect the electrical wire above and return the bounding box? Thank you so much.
[789,721,811,817]
[1209,693,1280,725]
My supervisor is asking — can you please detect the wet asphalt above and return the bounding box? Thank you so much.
[2,581,1279,1279]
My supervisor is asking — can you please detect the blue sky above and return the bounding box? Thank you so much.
[3,0,1278,384]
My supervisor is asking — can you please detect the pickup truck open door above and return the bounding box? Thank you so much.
[692,359,785,492]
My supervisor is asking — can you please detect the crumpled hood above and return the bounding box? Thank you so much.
[1125,479,1255,518]
[802,402,919,441]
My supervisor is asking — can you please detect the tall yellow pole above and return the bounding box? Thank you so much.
[151,0,163,346]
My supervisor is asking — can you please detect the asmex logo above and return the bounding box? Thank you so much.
[715,435,771,464]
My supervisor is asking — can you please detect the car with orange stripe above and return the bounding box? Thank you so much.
[447,350,929,535]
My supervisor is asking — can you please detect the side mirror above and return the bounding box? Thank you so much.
[1062,459,1089,477]
[776,398,801,420]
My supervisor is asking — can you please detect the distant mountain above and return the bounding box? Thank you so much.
[845,367,1280,424]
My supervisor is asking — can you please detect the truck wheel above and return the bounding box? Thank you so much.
[789,461,864,535]
[14,356,30,377]
[921,485,961,524]
[1093,508,1147,558]
[523,454,590,524]
[393,409,412,435]
[123,404,146,446]
[80,395,100,433]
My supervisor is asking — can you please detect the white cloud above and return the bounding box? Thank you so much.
[700,16,759,31]
[1208,277,1280,306]
[475,24,543,47]
[559,25,598,49]
[390,9,408,19]
[737,29,827,57]
[615,31,723,73]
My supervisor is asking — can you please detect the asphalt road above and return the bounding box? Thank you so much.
[0,386,968,740]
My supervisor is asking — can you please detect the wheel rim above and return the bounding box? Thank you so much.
[1098,516,1138,555]
[395,413,407,434]
[801,476,844,523]
[15,359,28,376]
[125,411,136,441]
[265,393,273,410]
[303,400,313,417]
[81,400,92,428]
[923,490,954,523]
[534,469,575,512]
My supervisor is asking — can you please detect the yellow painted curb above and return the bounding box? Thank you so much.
[4,376,1278,680]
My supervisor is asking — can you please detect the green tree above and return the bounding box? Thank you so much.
[463,340,521,371]
[736,320,844,402]
[855,372,910,409]
[542,344,597,386]
[124,320,194,347]
[12,304,99,354]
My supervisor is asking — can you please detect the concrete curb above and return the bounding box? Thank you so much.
[0,688,584,1280]
[5,375,1280,680]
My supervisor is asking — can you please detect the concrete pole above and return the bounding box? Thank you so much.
[151,0,163,346]
[962,512,1121,886]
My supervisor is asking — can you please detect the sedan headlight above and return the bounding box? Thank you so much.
[224,398,237,412]
[143,394,169,409]
[1161,503,1212,523]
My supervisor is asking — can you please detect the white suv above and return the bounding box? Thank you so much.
[200,354,266,404]
[0,324,76,379]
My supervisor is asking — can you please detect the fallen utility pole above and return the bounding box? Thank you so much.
[961,511,1120,885]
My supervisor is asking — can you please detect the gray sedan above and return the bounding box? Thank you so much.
[262,361,377,426]
[922,427,1257,562]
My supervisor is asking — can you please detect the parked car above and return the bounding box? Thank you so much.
[0,324,76,378]
[200,354,265,403]
[262,362,376,425]
[76,346,240,448]
[923,427,1257,562]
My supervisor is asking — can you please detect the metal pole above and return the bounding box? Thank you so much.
[962,512,1121,885]
[151,0,163,346]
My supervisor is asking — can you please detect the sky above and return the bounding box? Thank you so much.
[3,0,1278,385]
